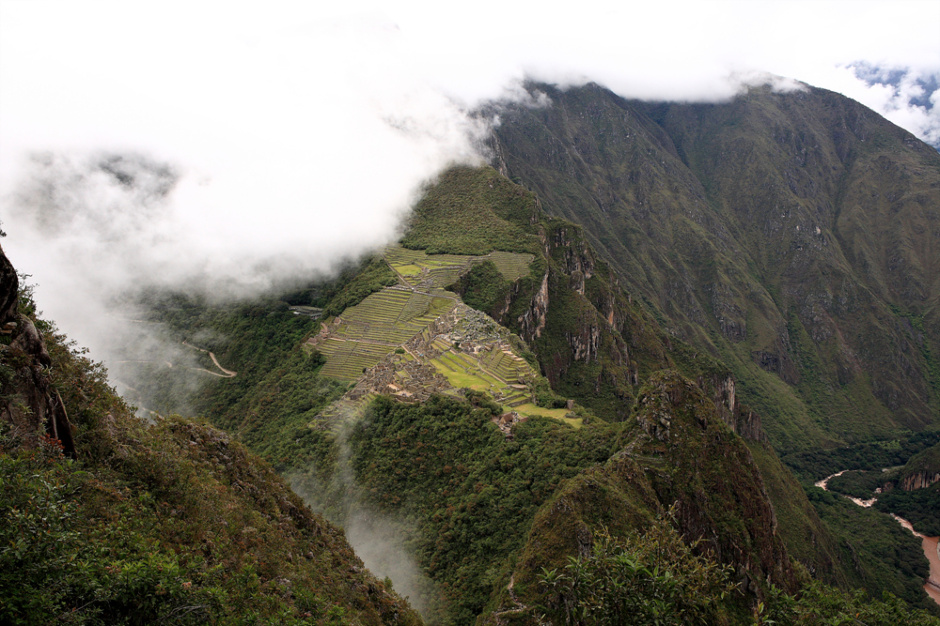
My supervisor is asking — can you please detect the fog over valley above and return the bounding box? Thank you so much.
[2,1,938,370]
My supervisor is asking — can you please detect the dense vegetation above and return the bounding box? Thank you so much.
[319,257,400,318]
[536,513,738,625]
[0,280,418,625]
[782,431,940,482]
[782,433,940,536]
[804,486,934,611]
[401,167,542,256]
[449,260,511,315]
[348,394,620,623]
[876,484,940,536]
[826,469,891,499]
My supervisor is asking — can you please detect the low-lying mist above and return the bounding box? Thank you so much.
[290,410,437,619]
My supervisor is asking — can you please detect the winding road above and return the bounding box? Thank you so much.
[181,341,237,377]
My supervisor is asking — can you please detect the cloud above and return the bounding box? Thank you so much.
[0,2,488,359]
[1,0,938,365]
[843,63,940,147]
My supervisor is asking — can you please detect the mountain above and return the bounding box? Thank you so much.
[0,245,420,625]
[487,81,940,452]
[7,81,940,624]
[112,162,939,622]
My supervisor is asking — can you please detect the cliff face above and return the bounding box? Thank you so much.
[897,441,940,491]
[900,471,940,491]
[0,245,75,457]
[488,82,940,451]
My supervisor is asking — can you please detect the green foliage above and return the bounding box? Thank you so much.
[320,256,399,318]
[349,394,620,623]
[450,260,511,315]
[804,486,936,613]
[126,291,319,419]
[782,431,940,482]
[0,442,219,624]
[826,469,891,500]
[537,514,737,626]
[128,290,347,478]
[875,483,940,536]
[745,442,853,589]
[758,579,940,625]
[209,345,345,476]
[0,294,420,625]
[0,427,415,625]
[401,166,541,255]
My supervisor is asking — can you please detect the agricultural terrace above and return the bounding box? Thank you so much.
[315,287,455,381]
[384,245,534,288]
[311,243,579,428]
[426,332,583,428]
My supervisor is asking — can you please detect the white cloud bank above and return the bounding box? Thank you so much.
[1,0,938,359]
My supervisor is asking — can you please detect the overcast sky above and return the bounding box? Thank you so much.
[0,0,938,361]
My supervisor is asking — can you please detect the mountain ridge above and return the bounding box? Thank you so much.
[487,81,940,451]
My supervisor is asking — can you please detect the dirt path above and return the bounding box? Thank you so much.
[181,341,237,378]
[817,470,940,606]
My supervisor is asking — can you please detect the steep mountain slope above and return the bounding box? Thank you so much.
[0,246,420,625]
[488,82,940,452]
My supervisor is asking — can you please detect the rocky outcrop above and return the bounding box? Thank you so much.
[517,270,549,341]
[632,372,791,593]
[0,249,17,328]
[895,441,940,492]
[0,245,76,457]
[900,471,940,491]
[702,373,768,443]
[552,226,595,295]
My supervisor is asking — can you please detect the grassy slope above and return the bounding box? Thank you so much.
[401,166,542,256]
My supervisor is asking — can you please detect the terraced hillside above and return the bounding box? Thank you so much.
[385,245,535,288]
[313,286,457,380]
[307,245,580,428]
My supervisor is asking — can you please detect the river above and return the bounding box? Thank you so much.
[816,471,940,606]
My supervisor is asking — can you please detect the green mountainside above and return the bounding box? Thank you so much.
[99,164,940,623]
[487,82,940,452]
[0,247,420,625]
[6,82,940,624]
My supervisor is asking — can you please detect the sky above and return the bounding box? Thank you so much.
[0,0,939,364]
